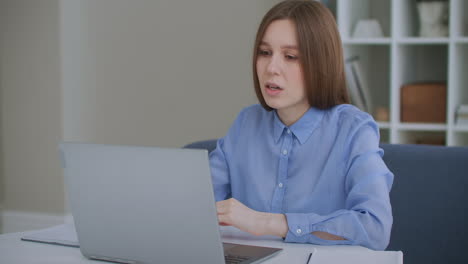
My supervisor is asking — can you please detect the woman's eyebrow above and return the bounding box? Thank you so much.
[260,41,298,50]
[281,45,298,50]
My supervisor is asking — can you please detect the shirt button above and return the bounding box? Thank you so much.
[287,129,291,134]
[278,183,283,188]
[296,229,302,234]
[282,149,288,155]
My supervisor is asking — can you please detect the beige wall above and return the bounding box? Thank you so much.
[0,0,5,216]
[86,0,278,147]
[1,0,281,219]
[1,0,64,214]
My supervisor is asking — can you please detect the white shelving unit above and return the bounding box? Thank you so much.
[336,0,468,146]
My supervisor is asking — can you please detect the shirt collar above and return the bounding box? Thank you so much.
[273,107,325,145]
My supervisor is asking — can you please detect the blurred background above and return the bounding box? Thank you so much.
[0,0,282,233]
[1,0,467,234]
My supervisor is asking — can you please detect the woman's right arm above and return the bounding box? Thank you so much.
[208,106,251,202]
[209,138,232,202]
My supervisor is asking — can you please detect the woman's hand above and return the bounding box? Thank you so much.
[216,198,288,237]
[216,198,346,240]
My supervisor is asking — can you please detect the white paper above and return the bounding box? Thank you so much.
[21,223,79,247]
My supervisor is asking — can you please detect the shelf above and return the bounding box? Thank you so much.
[452,0,468,38]
[378,122,391,129]
[395,0,450,39]
[451,131,468,146]
[337,0,467,146]
[394,0,419,38]
[337,0,391,39]
[344,45,391,117]
[453,125,468,132]
[395,45,448,85]
[451,45,468,116]
[397,130,446,145]
[397,38,450,45]
[396,123,447,131]
[454,37,468,44]
[342,38,391,45]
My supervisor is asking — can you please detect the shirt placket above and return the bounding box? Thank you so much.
[271,128,293,213]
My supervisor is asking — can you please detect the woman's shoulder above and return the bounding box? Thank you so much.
[239,104,267,115]
[325,104,380,150]
[327,104,377,130]
[236,104,270,122]
[221,104,271,147]
[227,104,270,133]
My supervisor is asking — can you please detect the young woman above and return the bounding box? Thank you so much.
[209,0,393,250]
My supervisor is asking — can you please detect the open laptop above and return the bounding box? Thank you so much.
[59,142,282,264]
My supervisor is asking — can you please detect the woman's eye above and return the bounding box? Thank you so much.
[286,54,298,60]
[258,50,271,56]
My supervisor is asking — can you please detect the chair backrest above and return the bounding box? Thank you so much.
[185,140,468,263]
[184,140,217,153]
[381,143,468,263]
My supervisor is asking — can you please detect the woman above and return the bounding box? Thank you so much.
[209,0,393,250]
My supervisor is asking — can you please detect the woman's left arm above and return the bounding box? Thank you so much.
[217,117,393,250]
[216,198,344,240]
[283,118,393,250]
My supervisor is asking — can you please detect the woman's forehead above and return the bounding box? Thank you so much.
[261,19,298,47]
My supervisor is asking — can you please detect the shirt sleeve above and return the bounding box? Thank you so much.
[284,116,394,250]
[209,108,248,202]
[209,137,231,202]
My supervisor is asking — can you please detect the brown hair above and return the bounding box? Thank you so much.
[253,0,349,110]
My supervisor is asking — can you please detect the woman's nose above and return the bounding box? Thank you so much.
[266,56,281,75]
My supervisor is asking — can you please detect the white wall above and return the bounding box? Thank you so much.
[0,0,281,232]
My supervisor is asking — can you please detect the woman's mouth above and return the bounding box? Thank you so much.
[265,83,284,96]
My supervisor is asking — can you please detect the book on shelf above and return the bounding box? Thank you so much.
[345,56,373,114]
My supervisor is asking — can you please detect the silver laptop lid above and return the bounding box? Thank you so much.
[59,142,225,264]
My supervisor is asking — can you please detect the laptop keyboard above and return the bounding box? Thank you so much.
[225,254,251,264]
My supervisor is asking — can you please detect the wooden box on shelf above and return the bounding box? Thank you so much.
[400,82,447,123]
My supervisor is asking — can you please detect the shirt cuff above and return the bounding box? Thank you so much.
[284,213,352,245]
[284,213,310,242]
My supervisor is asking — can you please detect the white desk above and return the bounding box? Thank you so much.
[0,226,402,263]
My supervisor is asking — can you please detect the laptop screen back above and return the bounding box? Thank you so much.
[60,142,225,264]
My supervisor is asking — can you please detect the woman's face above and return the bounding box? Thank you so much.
[256,19,309,115]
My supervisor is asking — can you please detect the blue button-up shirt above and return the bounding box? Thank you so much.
[209,104,393,250]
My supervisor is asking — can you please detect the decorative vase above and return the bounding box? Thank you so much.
[417,1,449,37]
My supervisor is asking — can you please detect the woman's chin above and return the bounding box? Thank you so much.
[266,103,280,110]
[263,99,282,110]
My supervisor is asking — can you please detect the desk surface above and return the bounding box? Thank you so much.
[0,226,402,263]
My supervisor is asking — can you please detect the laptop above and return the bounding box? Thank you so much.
[59,142,282,264]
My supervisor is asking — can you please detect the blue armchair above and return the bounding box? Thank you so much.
[184,140,468,263]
